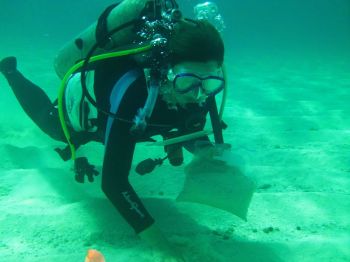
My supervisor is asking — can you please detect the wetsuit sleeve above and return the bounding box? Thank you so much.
[101,118,155,234]
[99,73,155,234]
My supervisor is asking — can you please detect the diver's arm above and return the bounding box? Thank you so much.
[102,121,185,260]
[101,119,155,234]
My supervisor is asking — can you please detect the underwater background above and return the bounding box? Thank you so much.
[0,0,349,261]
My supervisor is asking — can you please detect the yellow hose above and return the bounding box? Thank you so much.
[57,45,152,160]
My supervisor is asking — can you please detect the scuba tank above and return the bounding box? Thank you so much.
[54,0,151,79]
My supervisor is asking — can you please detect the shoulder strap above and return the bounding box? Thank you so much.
[96,3,120,48]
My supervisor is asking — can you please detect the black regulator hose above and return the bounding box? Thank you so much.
[80,19,141,118]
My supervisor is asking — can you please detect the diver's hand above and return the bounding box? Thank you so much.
[195,142,231,159]
[212,143,232,157]
[74,157,99,183]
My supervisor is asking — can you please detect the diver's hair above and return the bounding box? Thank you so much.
[168,19,224,66]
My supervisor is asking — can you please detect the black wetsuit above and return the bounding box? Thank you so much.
[1,57,212,234]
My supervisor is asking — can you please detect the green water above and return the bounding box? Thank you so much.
[0,1,349,261]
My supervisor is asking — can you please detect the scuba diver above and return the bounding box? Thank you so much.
[0,1,227,261]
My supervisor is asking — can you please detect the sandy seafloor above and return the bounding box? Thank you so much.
[0,36,350,262]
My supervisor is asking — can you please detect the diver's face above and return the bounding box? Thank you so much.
[166,60,224,105]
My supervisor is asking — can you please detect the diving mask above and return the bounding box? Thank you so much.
[167,69,225,96]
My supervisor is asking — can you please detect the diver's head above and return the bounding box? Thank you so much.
[168,19,224,66]
[160,19,225,107]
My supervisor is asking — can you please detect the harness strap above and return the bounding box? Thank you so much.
[96,3,119,49]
